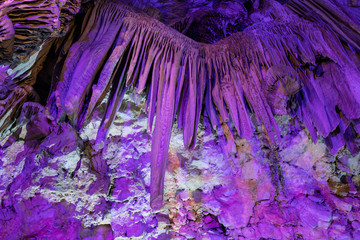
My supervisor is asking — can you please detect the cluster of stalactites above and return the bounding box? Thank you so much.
[0,0,359,209]
[287,0,360,52]
[41,0,360,208]
[0,0,81,64]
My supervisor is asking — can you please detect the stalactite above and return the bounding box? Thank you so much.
[0,0,81,64]
[287,0,360,51]
[1,0,360,209]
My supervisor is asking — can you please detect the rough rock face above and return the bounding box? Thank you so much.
[0,0,360,239]
[0,0,81,64]
[1,94,360,239]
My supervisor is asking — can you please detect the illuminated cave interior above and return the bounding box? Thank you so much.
[0,0,360,239]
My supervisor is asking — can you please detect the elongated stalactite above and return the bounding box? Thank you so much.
[1,0,360,209]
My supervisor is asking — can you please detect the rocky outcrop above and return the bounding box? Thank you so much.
[0,0,81,64]
[1,94,359,239]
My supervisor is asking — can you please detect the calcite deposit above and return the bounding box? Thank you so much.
[0,0,360,239]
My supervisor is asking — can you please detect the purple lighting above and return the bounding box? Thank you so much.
[0,0,360,239]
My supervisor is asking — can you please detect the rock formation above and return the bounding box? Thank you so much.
[0,0,360,239]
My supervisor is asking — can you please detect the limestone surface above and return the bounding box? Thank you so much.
[0,0,360,239]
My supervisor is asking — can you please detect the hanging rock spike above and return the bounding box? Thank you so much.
[1,0,360,210]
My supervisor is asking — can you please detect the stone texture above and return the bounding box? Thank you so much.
[0,0,81,64]
[0,0,360,239]
[0,93,359,239]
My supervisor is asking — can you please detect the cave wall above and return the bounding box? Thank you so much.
[0,0,360,239]
[1,92,359,239]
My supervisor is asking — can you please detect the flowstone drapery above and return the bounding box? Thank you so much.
[1,0,360,210]
[1,3,360,236]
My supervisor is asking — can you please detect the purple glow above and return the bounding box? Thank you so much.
[0,0,360,239]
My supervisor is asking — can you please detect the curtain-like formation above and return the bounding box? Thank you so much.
[1,0,360,209]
